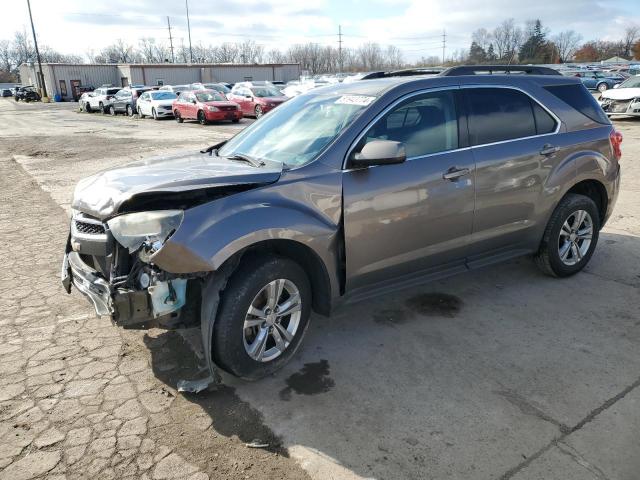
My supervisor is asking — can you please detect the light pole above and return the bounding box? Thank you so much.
[185,0,193,63]
[26,0,47,98]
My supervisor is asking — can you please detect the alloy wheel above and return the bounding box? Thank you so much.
[558,209,593,266]
[255,105,263,118]
[242,279,302,363]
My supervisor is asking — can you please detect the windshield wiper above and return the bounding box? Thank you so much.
[224,153,265,168]
[200,140,227,156]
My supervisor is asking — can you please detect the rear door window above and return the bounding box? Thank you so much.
[466,88,537,145]
[544,84,610,124]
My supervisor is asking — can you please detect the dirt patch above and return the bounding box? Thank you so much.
[405,293,462,318]
[279,360,335,401]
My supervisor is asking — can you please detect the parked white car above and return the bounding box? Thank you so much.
[136,90,178,119]
[159,84,190,96]
[82,87,120,114]
[599,75,640,117]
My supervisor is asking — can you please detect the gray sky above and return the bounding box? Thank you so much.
[5,0,640,61]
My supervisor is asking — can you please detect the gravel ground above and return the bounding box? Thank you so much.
[0,98,639,480]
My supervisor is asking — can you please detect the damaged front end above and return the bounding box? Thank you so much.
[61,209,199,327]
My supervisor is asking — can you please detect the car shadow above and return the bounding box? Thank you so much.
[144,230,640,479]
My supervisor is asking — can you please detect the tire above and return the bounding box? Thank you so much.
[152,108,159,120]
[535,193,600,277]
[85,102,92,113]
[174,110,183,123]
[232,118,240,123]
[109,105,116,116]
[14,96,19,102]
[126,105,133,117]
[99,102,108,114]
[597,82,608,93]
[138,107,144,118]
[211,254,312,380]
[198,110,208,125]
[254,105,263,118]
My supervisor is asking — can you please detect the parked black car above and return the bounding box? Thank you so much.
[14,86,41,102]
[1,88,12,97]
[109,87,152,116]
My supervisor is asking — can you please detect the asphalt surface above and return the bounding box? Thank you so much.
[0,98,638,480]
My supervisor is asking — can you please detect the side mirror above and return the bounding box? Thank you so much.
[351,140,406,168]
[191,99,197,104]
[245,94,252,99]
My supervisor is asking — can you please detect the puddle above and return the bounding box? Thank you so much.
[279,360,335,401]
[405,293,462,318]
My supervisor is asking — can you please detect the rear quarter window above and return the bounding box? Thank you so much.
[544,84,610,125]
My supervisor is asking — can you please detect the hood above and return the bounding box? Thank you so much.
[152,99,176,107]
[72,151,282,219]
[202,100,238,108]
[601,87,640,100]
[259,97,287,103]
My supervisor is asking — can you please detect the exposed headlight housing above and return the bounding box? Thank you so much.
[206,105,219,112]
[107,210,183,253]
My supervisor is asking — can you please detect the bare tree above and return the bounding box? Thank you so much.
[492,19,522,61]
[384,45,404,69]
[358,42,384,70]
[553,30,582,62]
[471,28,493,52]
[100,39,137,63]
[622,25,639,58]
[0,40,12,73]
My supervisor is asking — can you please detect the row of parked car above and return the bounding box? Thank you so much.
[78,81,289,124]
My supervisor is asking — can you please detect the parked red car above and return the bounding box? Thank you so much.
[172,90,243,125]
[228,84,288,118]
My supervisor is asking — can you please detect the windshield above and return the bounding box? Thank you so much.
[251,87,284,98]
[151,91,177,100]
[619,76,640,88]
[218,92,376,168]
[207,84,230,93]
[196,91,226,102]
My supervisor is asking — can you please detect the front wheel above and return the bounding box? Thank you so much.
[211,254,311,380]
[597,82,608,93]
[174,110,183,123]
[198,110,208,125]
[138,107,144,118]
[535,193,600,277]
[152,108,159,120]
[109,105,116,116]
[126,105,133,117]
[254,105,263,118]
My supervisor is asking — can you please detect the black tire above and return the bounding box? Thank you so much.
[126,105,133,117]
[597,82,608,93]
[198,110,208,125]
[174,110,183,123]
[99,102,107,114]
[254,105,263,118]
[152,108,159,120]
[109,105,116,116]
[232,118,240,123]
[85,102,92,113]
[138,107,144,118]
[14,96,19,102]
[211,254,312,380]
[535,193,600,277]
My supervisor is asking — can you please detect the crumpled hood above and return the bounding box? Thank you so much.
[601,88,640,100]
[72,151,282,219]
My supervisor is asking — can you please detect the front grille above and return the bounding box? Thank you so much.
[220,106,236,111]
[75,220,106,235]
[161,105,172,110]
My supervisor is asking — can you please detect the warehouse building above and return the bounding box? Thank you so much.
[18,62,301,100]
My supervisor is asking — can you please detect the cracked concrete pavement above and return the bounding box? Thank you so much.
[0,99,639,479]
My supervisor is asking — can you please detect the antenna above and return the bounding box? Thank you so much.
[338,25,343,74]
[442,29,446,65]
[185,0,193,63]
[167,16,175,63]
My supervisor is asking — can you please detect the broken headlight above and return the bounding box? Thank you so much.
[107,210,183,254]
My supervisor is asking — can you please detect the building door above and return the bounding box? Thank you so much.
[70,80,81,101]
[59,80,68,98]
[121,77,129,87]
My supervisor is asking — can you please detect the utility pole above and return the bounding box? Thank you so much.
[338,25,343,74]
[26,0,47,98]
[441,29,446,65]
[167,17,175,63]
[185,0,193,63]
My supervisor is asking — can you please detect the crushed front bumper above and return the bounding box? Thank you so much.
[62,251,113,316]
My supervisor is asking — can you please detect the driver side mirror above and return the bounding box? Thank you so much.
[191,99,197,104]
[350,140,406,168]
[245,94,252,99]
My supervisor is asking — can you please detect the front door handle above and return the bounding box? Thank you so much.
[540,144,560,156]
[442,167,470,181]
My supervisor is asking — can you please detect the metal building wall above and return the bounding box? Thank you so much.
[50,64,119,99]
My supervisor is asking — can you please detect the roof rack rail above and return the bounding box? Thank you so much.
[440,65,562,76]
[359,68,444,80]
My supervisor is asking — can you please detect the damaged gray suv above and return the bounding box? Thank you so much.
[62,66,622,380]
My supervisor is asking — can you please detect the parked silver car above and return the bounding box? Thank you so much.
[62,68,621,381]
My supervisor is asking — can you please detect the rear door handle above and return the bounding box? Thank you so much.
[540,144,560,156]
[442,167,470,181]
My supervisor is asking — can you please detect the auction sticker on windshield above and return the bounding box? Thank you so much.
[335,95,376,106]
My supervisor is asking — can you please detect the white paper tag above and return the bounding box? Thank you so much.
[335,95,376,106]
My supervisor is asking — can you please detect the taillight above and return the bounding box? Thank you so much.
[609,129,623,160]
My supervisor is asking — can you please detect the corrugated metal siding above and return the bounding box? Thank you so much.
[51,65,119,99]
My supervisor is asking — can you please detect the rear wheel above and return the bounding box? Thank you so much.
[174,110,183,123]
[198,110,208,125]
[210,254,311,380]
[597,82,608,93]
[535,193,600,277]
